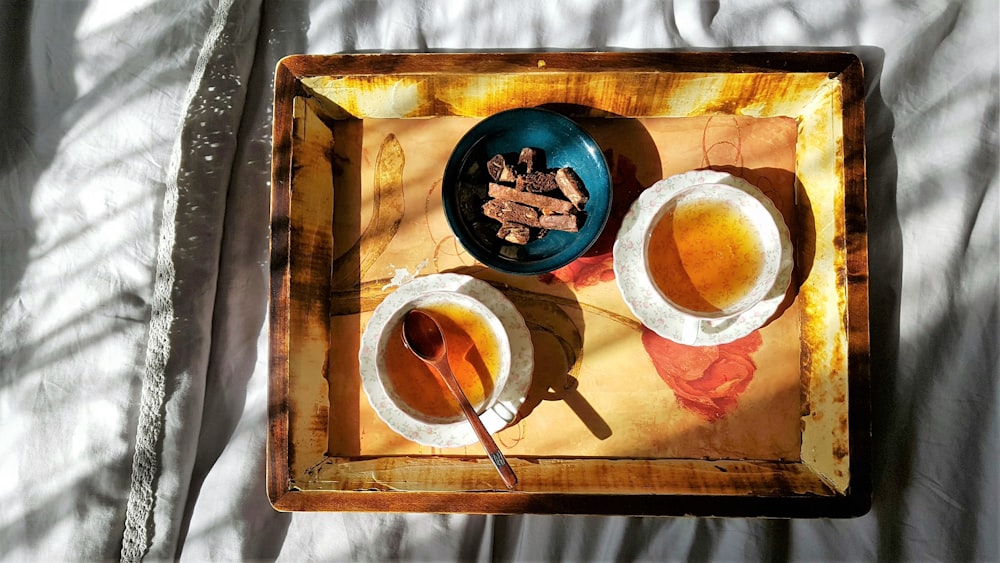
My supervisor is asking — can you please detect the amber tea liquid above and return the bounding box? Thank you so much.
[647,198,766,313]
[384,301,501,420]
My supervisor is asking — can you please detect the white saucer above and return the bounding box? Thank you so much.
[612,170,794,346]
[359,273,533,448]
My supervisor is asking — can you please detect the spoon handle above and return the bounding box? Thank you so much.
[433,359,518,489]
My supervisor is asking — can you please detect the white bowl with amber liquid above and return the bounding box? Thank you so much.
[613,170,793,346]
[359,274,533,448]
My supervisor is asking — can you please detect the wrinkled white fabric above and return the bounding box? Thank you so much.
[1,0,996,561]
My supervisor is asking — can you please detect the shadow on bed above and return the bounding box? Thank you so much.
[0,0,40,315]
[855,46,905,559]
[1,0,90,326]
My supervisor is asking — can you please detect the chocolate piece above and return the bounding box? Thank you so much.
[482,199,541,228]
[518,147,543,174]
[538,212,579,232]
[487,154,518,183]
[486,154,507,182]
[476,148,590,247]
[555,167,589,209]
[515,171,560,194]
[497,222,531,245]
[488,182,575,214]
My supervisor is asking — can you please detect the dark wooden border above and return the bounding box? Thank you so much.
[839,54,873,518]
[267,59,296,505]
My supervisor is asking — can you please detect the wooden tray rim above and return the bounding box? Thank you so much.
[267,50,871,517]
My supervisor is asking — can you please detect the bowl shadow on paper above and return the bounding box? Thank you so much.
[513,296,610,440]
[504,279,613,442]
[445,264,614,442]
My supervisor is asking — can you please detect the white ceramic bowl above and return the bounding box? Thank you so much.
[359,273,533,448]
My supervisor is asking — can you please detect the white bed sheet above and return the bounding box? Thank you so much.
[1,0,996,561]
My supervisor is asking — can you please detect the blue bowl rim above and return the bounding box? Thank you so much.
[441,107,612,275]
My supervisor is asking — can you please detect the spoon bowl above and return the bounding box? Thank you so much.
[402,309,448,362]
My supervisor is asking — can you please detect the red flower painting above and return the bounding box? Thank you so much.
[641,328,762,421]
[540,254,615,290]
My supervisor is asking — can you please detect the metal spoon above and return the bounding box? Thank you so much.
[401,309,518,489]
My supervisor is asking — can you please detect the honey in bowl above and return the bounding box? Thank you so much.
[383,300,503,421]
[646,193,768,314]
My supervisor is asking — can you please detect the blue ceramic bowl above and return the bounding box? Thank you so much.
[442,107,612,275]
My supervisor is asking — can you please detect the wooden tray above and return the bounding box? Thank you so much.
[268,52,870,516]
